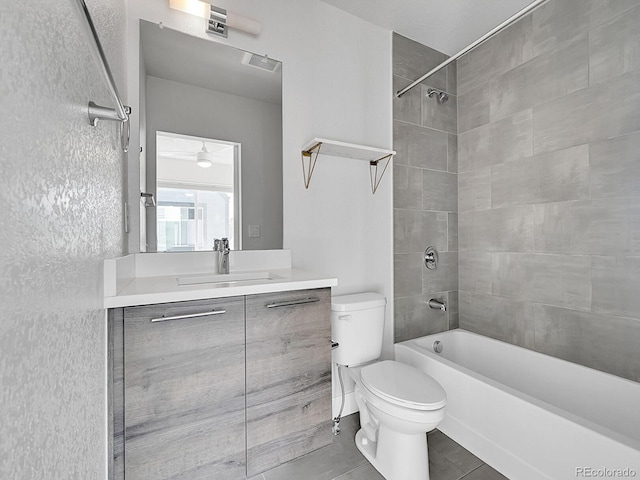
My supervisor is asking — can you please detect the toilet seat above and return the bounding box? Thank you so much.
[360,360,446,411]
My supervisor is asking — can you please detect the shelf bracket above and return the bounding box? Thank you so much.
[301,141,322,189]
[369,153,393,194]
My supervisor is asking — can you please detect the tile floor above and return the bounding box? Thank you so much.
[252,414,508,480]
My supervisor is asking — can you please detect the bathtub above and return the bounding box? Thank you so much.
[395,329,640,480]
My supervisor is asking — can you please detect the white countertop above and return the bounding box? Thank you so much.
[104,268,337,308]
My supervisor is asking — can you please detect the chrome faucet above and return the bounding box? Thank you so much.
[214,237,230,274]
[428,298,447,312]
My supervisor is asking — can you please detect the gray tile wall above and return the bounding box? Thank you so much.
[457,0,640,381]
[393,33,458,342]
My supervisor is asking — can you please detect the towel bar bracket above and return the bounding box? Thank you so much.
[87,102,132,153]
[88,102,131,126]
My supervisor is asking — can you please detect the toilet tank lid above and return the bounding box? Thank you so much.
[331,292,386,312]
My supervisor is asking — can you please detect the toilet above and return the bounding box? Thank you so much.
[331,292,446,480]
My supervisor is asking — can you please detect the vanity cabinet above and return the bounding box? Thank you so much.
[123,297,246,480]
[246,289,332,476]
[110,287,331,480]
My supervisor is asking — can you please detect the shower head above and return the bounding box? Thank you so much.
[427,88,449,104]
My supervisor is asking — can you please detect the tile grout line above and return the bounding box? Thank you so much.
[331,463,370,480]
[458,463,486,480]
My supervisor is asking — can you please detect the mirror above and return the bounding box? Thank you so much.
[139,20,283,252]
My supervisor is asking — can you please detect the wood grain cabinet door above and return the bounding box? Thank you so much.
[123,297,245,480]
[245,288,332,477]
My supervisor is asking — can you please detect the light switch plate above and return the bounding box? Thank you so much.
[248,225,261,238]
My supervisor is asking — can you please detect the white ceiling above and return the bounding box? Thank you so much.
[320,0,535,55]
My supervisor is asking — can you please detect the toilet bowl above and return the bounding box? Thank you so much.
[331,293,447,480]
[348,360,446,480]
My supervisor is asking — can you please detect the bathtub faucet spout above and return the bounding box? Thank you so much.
[428,299,446,312]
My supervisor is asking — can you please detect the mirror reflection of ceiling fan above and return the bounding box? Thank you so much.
[158,140,234,168]
[196,142,214,168]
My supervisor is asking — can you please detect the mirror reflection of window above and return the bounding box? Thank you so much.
[156,131,240,251]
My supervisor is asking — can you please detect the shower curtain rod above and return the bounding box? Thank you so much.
[395,0,549,98]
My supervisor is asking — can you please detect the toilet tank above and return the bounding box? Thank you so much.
[331,292,386,366]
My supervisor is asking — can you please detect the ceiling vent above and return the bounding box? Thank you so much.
[242,52,280,73]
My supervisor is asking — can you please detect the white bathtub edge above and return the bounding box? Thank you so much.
[440,414,552,480]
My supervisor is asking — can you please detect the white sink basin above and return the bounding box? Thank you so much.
[177,271,274,286]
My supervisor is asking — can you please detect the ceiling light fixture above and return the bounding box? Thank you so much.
[196,142,213,168]
[169,0,262,37]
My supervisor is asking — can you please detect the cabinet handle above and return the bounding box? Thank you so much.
[150,309,226,322]
[265,297,320,309]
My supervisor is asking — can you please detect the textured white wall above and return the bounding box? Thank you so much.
[0,0,126,478]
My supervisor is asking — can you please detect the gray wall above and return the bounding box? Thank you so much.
[457,0,640,381]
[393,33,458,342]
[145,76,283,251]
[0,0,126,478]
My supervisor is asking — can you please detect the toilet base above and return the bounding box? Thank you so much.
[355,425,430,480]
